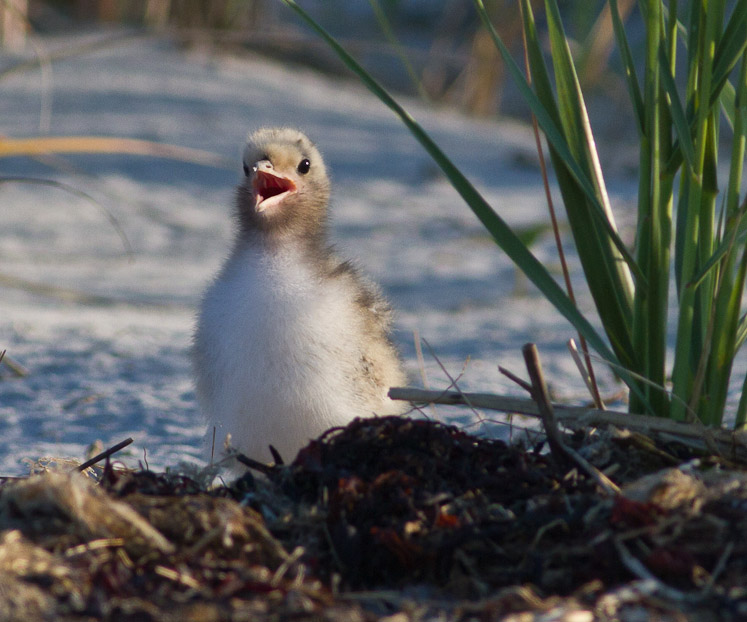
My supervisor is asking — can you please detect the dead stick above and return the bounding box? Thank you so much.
[522,344,620,495]
[613,537,700,603]
[568,338,605,410]
[387,387,747,452]
[269,444,285,466]
[76,437,133,472]
[522,343,569,467]
[498,365,532,393]
[236,453,276,475]
[0,351,29,377]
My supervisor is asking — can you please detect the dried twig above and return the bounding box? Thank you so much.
[75,438,134,472]
[210,426,217,465]
[613,538,703,603]
[498,364,532,393]
[154,565,201,590]
[422,338,486,432]
[522,343,568,466]
[413,328,438,420]
[0,137,233,169]
[388,387,747,459]
[568,338,605,410]
[0,350,29,377]
[64,538,125,557]
[0,271,183,308]
[511,350,618,490]
[236,453,276,475]
[413,328,429,391]
[520,344,620,495]
[702,541,734,594]
[580,349,721,456]
[269,445,285,466]
[271,546,305,587]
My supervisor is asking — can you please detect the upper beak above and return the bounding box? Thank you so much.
[252,164,296,212]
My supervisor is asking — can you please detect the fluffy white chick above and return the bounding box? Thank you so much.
[193,127,407,464]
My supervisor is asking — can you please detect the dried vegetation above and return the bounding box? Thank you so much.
[1,416,746,621]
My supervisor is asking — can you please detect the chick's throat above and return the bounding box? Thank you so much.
[252,169,297,212]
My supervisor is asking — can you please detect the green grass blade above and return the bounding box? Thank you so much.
[277,0,630,380]
[721,80,737,129]
[631,0,670,416]
[474,0,644,284]
[609,0,644,135]
[544,0,615,219]
[737,313,747,352]
[710,0,747,106]
[688,204,747,290]
[670,0,725,422]
[704,51,747,425]
[540,0,638,368]
[659,46,696,172]
[662,77,737,174]
[517,0,638,371]
[736,373,747,428]
[368,0,429,101]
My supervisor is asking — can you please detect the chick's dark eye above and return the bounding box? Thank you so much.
[243,163,250,176]
[297,158,311,175]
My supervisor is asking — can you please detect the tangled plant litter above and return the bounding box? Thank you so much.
[2,414,747,621]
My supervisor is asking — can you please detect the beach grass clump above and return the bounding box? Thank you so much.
[281,0,747,429]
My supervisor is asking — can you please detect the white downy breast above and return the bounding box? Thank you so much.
[194,243,369,463]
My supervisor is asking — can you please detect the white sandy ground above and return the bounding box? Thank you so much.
[0,30,717,475]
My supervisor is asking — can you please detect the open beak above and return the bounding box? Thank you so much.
[252,169,296,213]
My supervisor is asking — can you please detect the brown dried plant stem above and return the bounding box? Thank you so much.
[75,437,134,472]
[522,343,619,495]
[521,343,567,464]
[0,349,28,376]
[388,387,744,460]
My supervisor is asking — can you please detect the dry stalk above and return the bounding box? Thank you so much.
[568,338,606,410]
[522,343,568,466]
[75,437,133,472]
[64,538,125,557]
[422,338,486,432]
[235,453,275,476]
[413,328,438,420]
[270,546,305,587]
[522,343,620,496]
[388,387,747,460]
[498,364,532,393]
[613,538,704,604]
[0,350,29,376]
[154,564,201,590]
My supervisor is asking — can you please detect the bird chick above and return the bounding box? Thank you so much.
[193,127,407,465]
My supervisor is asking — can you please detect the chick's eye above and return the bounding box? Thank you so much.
[297,158,311,175]
[243,163,250,177]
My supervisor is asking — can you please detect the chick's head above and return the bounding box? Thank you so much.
[237,127,330,237]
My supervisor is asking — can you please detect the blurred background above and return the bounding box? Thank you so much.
[0,1,641,472]
[1,0,639,128]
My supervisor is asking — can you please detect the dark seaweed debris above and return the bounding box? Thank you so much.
[1,415,747,621]
[278,417,602,592]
